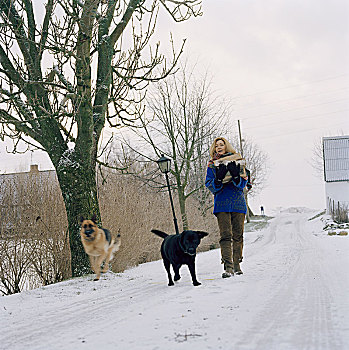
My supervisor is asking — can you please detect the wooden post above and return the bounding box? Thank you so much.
[238,120,250,222]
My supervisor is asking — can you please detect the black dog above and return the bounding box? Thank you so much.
[151,229,208,286]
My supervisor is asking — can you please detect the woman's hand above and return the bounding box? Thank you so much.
[227,161,240,178]
[215,163,228,181]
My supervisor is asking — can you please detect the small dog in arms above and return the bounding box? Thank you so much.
[80,214,121,281]
[151,229,208,286]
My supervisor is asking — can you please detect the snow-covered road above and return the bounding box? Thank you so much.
[1,208,348,350]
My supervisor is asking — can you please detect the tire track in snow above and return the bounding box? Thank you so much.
[236,212,343,350]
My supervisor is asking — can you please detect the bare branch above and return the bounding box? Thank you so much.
[160,0,202,22]
[39,0,54,59]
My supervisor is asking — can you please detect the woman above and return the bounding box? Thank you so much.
[205,137,248,278]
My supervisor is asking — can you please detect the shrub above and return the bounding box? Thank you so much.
[0,169,219,294]
[331,203,349,224]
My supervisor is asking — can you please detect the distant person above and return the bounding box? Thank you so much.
[260,206,265,216]
[205,137,249,278]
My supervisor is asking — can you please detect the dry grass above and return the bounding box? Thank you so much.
[98,171,219,272]
[327,231,337,236]
[0,173,70,294]
[0,169,220,294]
[330,203,349,224]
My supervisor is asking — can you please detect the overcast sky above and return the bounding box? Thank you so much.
[0,0,348,214]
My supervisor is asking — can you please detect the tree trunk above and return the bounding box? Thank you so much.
[177,187,189,230]
[248,204,254,217]
[55,154,100,277]
[244,190,250,223]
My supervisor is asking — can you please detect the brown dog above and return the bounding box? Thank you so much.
[80,215,121,281]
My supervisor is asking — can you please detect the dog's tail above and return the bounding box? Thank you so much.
[110,234,121,260]
[151,229,168,239]
[112,234,121,252]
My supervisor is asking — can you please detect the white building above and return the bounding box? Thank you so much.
[323,135,349,215]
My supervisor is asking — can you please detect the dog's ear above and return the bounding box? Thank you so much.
[91,214,97,223]
[196,231,209,239]
[79,216,85,224]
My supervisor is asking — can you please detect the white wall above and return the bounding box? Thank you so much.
[325,181,349,214]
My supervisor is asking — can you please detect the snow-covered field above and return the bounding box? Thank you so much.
[1,208,348,350]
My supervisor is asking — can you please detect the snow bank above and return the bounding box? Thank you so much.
[1,208,348,350]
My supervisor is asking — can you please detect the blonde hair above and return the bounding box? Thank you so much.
[209,137,237,158]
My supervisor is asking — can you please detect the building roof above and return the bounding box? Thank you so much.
[0,165,57,204]
[323,135,349,182]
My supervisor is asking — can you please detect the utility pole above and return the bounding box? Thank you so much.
[237,120,250,222]
[237,119,244,157]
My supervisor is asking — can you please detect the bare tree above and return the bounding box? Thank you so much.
[116,65,229,229]
[310,132,346,180]
[234,136,269,198]
[0,0,201,276]
[310,137,325,179]
[0,238,34,295]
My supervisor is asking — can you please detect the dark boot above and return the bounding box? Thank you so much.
[220,241,233,278]
[233,241,243,275]
[222,266,234,278]
[233,262,243,275]
[217,212,234,279]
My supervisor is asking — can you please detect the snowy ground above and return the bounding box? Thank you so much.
[1,208,349,350]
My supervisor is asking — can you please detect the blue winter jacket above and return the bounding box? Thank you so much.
[205,166,247,215]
